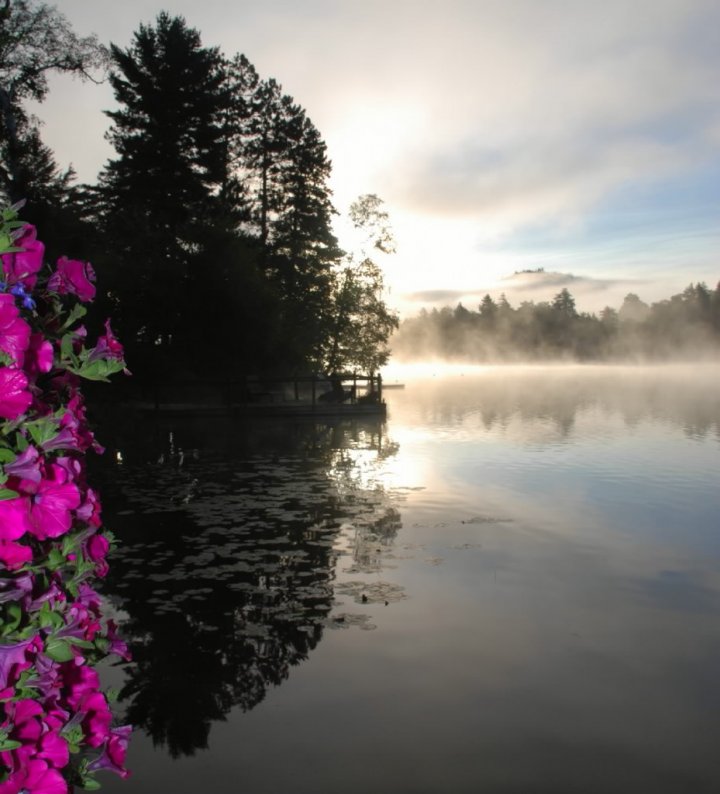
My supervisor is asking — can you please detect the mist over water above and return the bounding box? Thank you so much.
[98,364,720,794]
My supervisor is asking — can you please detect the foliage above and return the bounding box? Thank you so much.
[0,0,106,205]
[93,13,348,377]
[95,13,234,372]
[320,195,399,374]
[393,283,720,362]
[0,203,131,791]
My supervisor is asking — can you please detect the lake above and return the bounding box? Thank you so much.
[96,364,720,794]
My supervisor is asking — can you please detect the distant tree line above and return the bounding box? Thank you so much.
[1,4,398,384]
[393,284,720,361]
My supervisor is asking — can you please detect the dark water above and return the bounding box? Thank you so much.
[95,365,720,793]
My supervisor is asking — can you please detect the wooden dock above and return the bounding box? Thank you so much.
[133,373,388,417]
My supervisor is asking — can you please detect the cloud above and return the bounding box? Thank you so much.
[35,0,720,309]
[502,270,643,293]
[405,289,472,303]
[401,270,647,314]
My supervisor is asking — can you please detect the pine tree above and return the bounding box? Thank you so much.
[97,13,235,371]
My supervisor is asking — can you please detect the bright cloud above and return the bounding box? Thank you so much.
[33,0,720,316]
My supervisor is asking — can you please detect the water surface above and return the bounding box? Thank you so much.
[98,365,720,793]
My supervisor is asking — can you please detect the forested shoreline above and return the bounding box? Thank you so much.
[1,5,398,385]
[3,3,718,378]
[393,284,720,362]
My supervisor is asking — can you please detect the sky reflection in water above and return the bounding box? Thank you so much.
[98,365,720,794]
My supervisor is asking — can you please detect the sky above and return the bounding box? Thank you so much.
[32,0,720,316]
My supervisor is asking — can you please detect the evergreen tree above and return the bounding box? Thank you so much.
[97,13,237,373]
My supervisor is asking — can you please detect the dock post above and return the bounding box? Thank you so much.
[377,373,382,404]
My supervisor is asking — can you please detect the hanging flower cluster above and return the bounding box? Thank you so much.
[0,203,131,792]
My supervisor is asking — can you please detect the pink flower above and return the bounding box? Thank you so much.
[27,465,81,541]
[76,488,102,527]
[61,662,100,711]
[0,759,67,794]
[0,367,31,420]
[0,638,38,695]
[0,496,32,540]
[88,725,132,779]
[105,620,131,662]
[79,691,111,748]
[24,333,54,376]
[55,392,98,453]
[4,445,41,484]
[0,294,31,365]
[89,320,124,362]
[37,730,69,769]
[0,225,44,289]
[0,540,32,570]
[47,256,96,302]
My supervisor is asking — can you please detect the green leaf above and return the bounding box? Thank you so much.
[1,603,22,635]
[0,739,22,751]
[68,637,95,650]
[0,448,15,463]
[68,358,125,382]
[46,548,65,571]
[38,602,64,630]
[45,638,75,662]
[60,332,74,362]
[58,303,87,330]
[26,417,59,447]
[79,779,102,791]
[0,488,19,501]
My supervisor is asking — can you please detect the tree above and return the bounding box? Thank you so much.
[618,293,649,323]
[0,0,106,206]
[551,288,577,318]
[321,195,399,374]
[97,13,236,372]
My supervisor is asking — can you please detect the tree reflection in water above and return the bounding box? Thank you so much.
[93,415,401,758]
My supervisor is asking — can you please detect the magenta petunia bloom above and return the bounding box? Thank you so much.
[0,224,44,289]
[4,445,41,484]
[0,638,37,694]
[23,333,54,376]
[0,367,31,420]
[29,487,80,540]
[47,256,96,302]
[61,662,100,711]
[0,540,32,571]
[0,496,32,540]
[76,488,102,527]
[79,691,112,748]
[37,731,69,769]
[26,464,81,541]
[89,319,124,362]
[88,724,132,779]
[0,294,31,365]
[105,619,131,661]
[0,759,67,794]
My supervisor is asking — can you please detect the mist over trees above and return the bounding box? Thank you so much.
[393,283,720,362]
[1,5,398,384]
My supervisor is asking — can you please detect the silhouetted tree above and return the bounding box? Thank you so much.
[97,13,238,374]
[0,0,105,244]
[321,195,398,374]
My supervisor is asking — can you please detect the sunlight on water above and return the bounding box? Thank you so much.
[98,365,720,794]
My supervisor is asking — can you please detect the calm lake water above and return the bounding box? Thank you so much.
[96,365,720,794]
